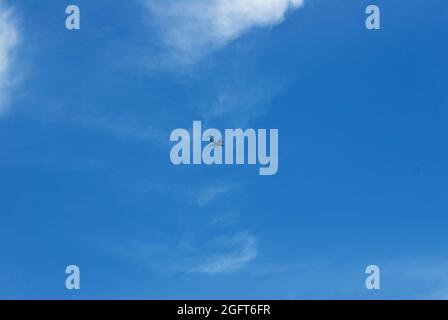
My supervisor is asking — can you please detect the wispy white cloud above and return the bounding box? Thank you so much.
[192,233,257,274]
[139,0,304,125]
[0,5,18,115]
[189,184,233,207]
[203,77,286,124]
[140,181,234,207]
[206,211,239,228]
[82,116,167,146]
[145,0,304,66]
[116,232,257,276]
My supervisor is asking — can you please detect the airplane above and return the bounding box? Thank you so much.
[204,120,224,148]
[207,135,224,147]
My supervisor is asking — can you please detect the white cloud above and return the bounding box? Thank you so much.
[0,5,18,115]
[193,233,257,274]
[116,232,257,276]
[82,116,167,146]
[204,78,286,124]
[146,0,304,65]
[137,182,234,207]
[190,184,233,207]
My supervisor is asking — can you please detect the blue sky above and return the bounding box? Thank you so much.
[0,0,447,299]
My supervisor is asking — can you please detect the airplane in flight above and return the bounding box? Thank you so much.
[207,135,224,147]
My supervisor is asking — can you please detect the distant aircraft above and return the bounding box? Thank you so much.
[207,135,224,147]
[204,120,224,148]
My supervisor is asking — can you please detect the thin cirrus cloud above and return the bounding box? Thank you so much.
[145,0,305,66]
[0,5,18,115]
[189,184,233,207]
[139,182,234,207]
[192,233,258,274]
[117,233,257,275]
